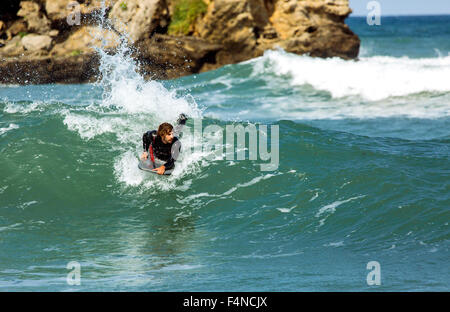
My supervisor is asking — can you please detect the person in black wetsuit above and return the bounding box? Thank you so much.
[140,114,187,175]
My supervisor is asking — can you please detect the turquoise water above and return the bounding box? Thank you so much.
[0,16,449,291]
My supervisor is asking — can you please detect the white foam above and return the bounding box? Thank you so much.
[95,40,202,120]
[63,114,129,140]
[277,205,297,213]
[4,101,44,114]
[18,201,38,210]
[324,241,345,247]
[309,192,319,202]
[221,173,277,196]
[254,49,450,102]
[0,123,19,135]
[316,195,365,218]
[176,192,215,204]
[159,264,202,271]
[0,223,22,232]
[114,151,147,187]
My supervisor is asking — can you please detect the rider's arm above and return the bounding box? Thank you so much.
[163,140,181,170]
[172,113,187,138]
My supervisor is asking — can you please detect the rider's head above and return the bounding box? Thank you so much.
[158,122,174,144]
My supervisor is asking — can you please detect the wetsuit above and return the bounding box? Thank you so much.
[142,130,181,170]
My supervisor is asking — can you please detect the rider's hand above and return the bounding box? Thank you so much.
[152,165,165,175]
[177,113,188,125]
[141,152,148,160]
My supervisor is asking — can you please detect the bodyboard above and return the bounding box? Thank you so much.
[138,157,174,175]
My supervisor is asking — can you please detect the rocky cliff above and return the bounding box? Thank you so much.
[0,0,360,84]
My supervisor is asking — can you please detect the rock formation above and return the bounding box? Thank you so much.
[0,0,360,84]
[109,0,169,43]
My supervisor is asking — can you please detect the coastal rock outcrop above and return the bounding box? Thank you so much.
[192,0,359,68]
[0,0,360,84]
[0,54,100,84]
[45,0,115,22]
[135,34,223,79]
[50,26,119,56]
[22,34,53,51]
[266,0,360,59]
[109,0,169,43]
[17,1,51,34]
[194,0,264,66]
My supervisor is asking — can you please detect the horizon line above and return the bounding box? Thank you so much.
[350,13,450,17]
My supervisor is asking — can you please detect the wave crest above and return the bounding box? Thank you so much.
[253,49,450,101]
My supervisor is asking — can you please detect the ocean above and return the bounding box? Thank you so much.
[0,16,449,291]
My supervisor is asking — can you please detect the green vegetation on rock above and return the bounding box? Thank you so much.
[70,50,82,56]
[120,2,127,10]
[168,0,207,35]
[18,32,28,38]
